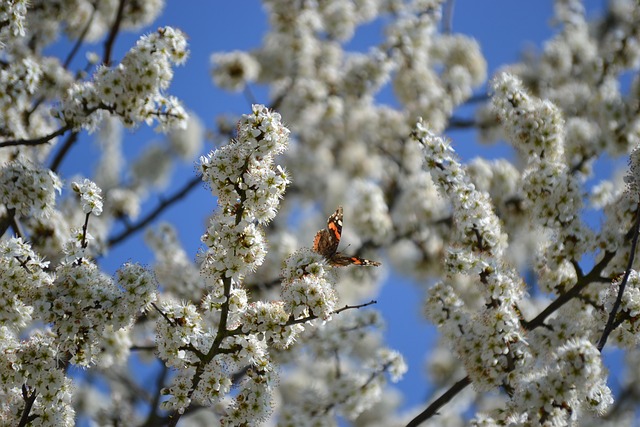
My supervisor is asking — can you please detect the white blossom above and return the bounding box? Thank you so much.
[2,2,639,426]
[56,27,188,132]
[71,178,103,216]
[0,157,62,219]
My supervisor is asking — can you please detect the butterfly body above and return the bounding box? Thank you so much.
[312,206,381,267]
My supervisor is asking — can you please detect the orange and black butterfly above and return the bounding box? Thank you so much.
[312,206,381,267]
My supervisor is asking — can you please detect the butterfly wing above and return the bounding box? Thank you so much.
[329,253,381,267]
[312,206,381,267]
[312,206,342,258]
[312,228,335,258]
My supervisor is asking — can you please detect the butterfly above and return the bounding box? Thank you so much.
[312,206,381,267]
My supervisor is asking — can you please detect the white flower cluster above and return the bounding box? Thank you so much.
[155,299,205,370]
[491,0,640,163]
[276,309,407,423]
[199,104,289,226]
[491,73,584,227]
[0,236,156,422]
[0,239,71,426]
[0,157,62,219]
[0,327,75,427]
[476,338,612,425]
[44,259,156,366]
[158,105,294,421]
[491,73,565,161]
[211,51,260,91]
[0,58,42,140]
[241,300,303,349]
[491,73,599,298]
[57,26,188,132]
[0,237,51,329]
[280,248,337,320]
[145,223,205,299]
[23,0,165,48]
[414,104,619,424]
[389,16,487,131]
[349,180,393,245]
[71,178,103,216]
[373,348,408,383]
[414,120,506,257]
[415,121,528,390]
[625,144,640,203]
[0,0,27,39]
[223,368,276,425]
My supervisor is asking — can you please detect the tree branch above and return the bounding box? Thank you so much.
[0,126,71,148]
[18,385,38,427]
[63,3,97,69]
[405,376,471,427]
[407,248,617,426]
[523,250,615,331]
[597,203,640,350]
[107,175,202,248]
[103,0,127,66]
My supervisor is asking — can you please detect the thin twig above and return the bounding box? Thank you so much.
[103,0,127,66]
[284,300,378,327]
[107,175,202,248]
[597,203,640,350]
[151,302,173,326]
[441,0,455,34]
[140,364,169,427]
[80,212,91,249]
[405,376,471,427]
[243,84,258,106]
[446,117,476,129]
[9,210,25,239]
[130,345,156,351]
[49,131,79,172]
[0,126,71,148]
[63,3,97,69]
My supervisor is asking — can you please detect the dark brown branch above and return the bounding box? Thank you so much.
[597,204,640,350]
[49,130,79,172]
[0,209,16,238]
[9,209,25,239]
[405,376,471,427]
[80,212,91,249]
[64,3,97,69]
[0,126,71,148]
[18,385,38,427]
[523,250,615,331]
[446,117,476,129]
[140,364,169,427]
[103,0,127,66]
[107,175,202,248]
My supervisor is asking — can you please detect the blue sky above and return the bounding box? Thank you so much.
[54,0,621,418]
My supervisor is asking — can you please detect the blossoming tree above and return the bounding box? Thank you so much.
[1,0,639,426]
